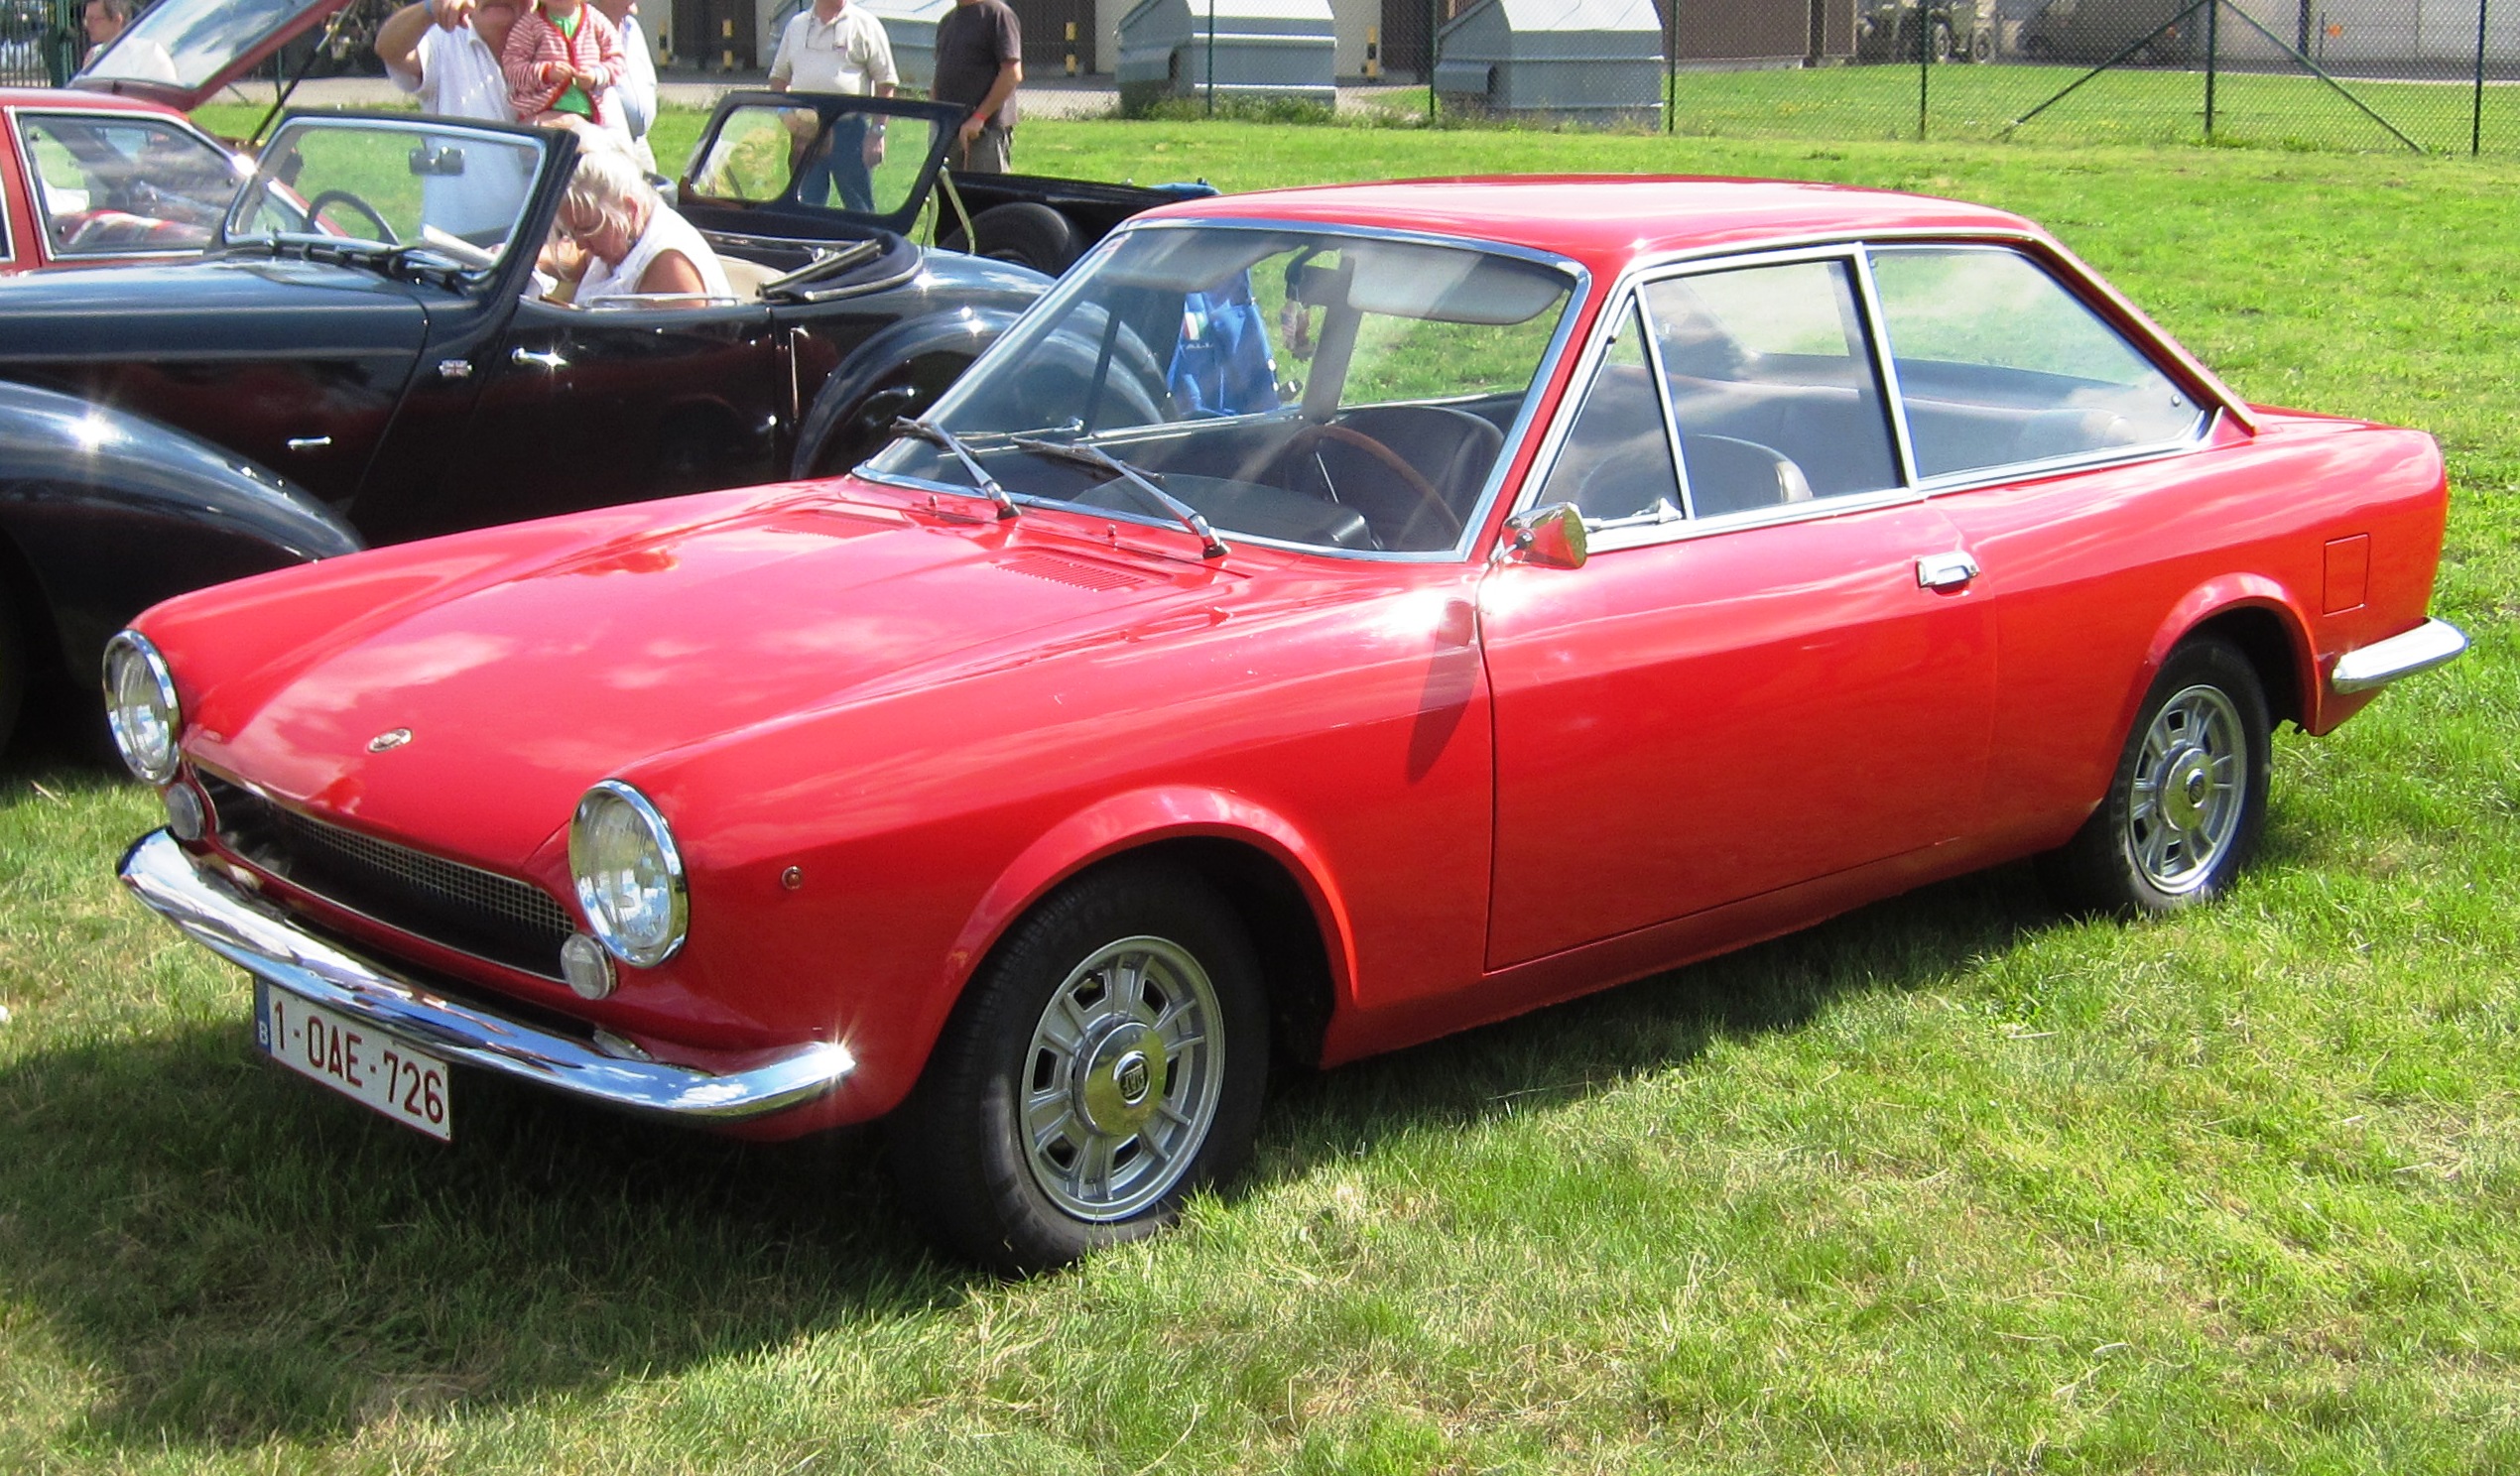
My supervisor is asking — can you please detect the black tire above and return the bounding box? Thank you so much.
[889,860,1270,1273]
[941,202,1080,277]
[1969,27,1994,62]
[0,573,22,762]
[1931,19,1955,62]
[2040,639,2270,917]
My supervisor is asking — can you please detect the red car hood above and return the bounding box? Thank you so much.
[74,0,354,112]
[185,490,1236,873]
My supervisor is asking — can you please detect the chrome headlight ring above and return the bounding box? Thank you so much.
[101,630,183,786]
[568,780,690,968]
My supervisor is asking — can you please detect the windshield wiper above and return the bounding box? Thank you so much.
[1010,437,1228,559]
[892,417,1017,520]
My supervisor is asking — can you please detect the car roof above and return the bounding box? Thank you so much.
[0,87,187,116]
[1140,176,2045,273]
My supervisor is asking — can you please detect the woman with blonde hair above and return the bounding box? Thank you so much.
[554,145,733,307]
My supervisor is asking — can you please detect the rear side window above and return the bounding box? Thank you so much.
[1641,260,1901,515]
[1868,247,2205,479]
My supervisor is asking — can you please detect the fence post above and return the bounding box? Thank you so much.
[1205,0,1216,115]
[2205,0,2219,137]
[1428,0,1439,119]
[1919,5,1931,140]
[1667,0,1677,133]
[2475,0,2489,154]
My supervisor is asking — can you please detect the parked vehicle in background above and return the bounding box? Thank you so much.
[0,105,1053,758]
[114,176,2464,1271]
[1856,0,1994,62]
[0,87,242,270]
[2019,0,2198,64]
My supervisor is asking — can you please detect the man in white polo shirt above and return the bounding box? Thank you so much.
[376,0,536,238]
[767,0,897,212]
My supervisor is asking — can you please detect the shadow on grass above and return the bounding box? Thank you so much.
[0,851,2062,1451]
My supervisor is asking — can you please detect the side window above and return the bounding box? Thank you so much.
[1869,247,2205,479]
[1534,298,1681,524]
[1641,260,1901,514]
[22,116,236,258]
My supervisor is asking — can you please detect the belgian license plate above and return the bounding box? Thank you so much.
[256,982,451,1141]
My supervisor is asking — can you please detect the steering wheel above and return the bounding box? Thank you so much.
[1286,422,1457,545]
[304,188,398,244]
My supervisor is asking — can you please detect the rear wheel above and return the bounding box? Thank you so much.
[940,202,1080,277]
[0,574,22,761]
[2041,639,2270,916]
[798,353,971,479]
[888,861,1269,1273]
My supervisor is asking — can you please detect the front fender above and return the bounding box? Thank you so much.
[790,307,1030,478]
[944,787,1364,1016]
[0,382,361,679]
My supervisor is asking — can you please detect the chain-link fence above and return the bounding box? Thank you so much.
[1374,0,2520,152]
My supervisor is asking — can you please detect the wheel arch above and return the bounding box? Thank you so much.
[2134,575,2317,738]
[941,790,1358,1071]
[789,307,1027,479]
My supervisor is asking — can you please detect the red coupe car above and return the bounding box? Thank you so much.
[0,86,241,272]
[115,177,2465,1270]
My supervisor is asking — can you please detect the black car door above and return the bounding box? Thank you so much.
[429,295,792,537]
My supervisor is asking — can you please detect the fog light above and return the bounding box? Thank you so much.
[561,931,616,1000]
[162,780,206,841]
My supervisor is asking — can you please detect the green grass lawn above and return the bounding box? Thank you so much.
[4,118,2517,1471]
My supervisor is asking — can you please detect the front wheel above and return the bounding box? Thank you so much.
[2041,639,2270,916]
[888,861,1269,1272]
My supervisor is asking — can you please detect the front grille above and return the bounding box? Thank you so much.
[198,773,574,979]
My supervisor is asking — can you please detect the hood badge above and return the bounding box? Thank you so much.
[367,728,414,753]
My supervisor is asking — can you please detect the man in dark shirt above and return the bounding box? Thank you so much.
[931,0,1022,173]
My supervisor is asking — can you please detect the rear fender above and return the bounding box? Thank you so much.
[2123,574,2320,744]
[0,383,360,680]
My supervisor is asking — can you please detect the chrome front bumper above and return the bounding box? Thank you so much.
[119,829,854,1123]
[2331,617,2469,694]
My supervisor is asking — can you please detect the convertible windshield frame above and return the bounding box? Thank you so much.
[217,112,558,274]
[864,216,1592,565]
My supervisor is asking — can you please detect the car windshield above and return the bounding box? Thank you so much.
[223,116,548,269]
[80,0,323,94]
[862,223,1578,555]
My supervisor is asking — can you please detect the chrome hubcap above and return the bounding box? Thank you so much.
[1020,935,1222,1221]
[2127,682,2246,894]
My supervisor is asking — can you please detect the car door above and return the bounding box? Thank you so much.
[435,294,791,536]
[1860,243,2219,838]
[1479,253,1997,970]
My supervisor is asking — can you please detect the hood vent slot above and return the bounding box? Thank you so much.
[996,553,1155,591]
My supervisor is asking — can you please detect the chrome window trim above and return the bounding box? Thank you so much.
[1624,290,1698,518]
[9,105,241,264]
[886,214,1592,565]
[1510,235,2223,557]
[1847,248,1922,487]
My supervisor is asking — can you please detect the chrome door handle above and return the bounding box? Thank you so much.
[284,435,332,452]
[1916,551,1980,590]
[511,347,567,370]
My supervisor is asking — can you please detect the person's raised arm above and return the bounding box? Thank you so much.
[374,0,441,84]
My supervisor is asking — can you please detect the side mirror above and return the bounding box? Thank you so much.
[1503,502,1588,569]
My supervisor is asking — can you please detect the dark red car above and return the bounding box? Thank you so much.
[116,177,2464,1270]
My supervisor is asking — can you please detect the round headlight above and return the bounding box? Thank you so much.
[101,630,182,785]
[568,781,689,967]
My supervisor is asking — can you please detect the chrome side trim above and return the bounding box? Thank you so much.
[2331,617,2468,694]
[120,830,853,1123]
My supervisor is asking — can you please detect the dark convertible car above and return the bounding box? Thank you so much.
[0,96,1200,755]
